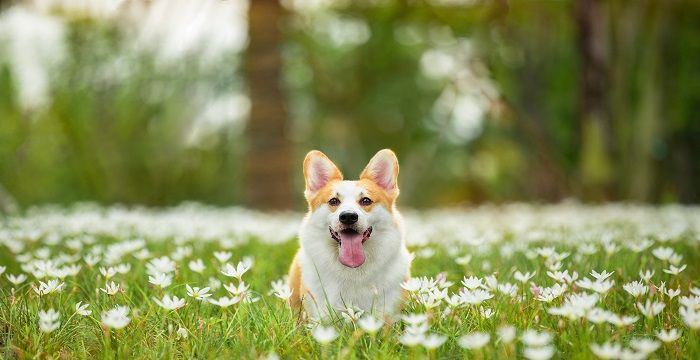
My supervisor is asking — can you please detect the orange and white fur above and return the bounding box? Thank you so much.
[288,149,411,319]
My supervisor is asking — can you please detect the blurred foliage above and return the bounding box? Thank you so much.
[0,11,246,206]
[0,0,698,209]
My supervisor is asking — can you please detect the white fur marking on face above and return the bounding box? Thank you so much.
[330,181,367,230]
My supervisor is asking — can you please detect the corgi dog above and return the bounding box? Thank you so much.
[288,149,411,319]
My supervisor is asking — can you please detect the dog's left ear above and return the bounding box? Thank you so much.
[360,149,399,195]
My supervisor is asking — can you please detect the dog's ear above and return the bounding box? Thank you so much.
[303,150,343,198]
[360,149,399,195]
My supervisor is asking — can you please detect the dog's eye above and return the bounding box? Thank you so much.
[360,197,373,206]
[328,198,340,206]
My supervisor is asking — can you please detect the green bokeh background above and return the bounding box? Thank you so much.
[0,0,698,210]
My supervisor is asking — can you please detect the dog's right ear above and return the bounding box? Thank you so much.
[303,150,343,199]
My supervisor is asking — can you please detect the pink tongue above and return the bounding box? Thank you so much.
[338,232,365,268]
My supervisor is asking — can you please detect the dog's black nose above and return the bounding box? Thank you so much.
[339,211,358,225]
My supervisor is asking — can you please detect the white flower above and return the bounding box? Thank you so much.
[455,255,471,265]
[663,264,686,276]
[656,328,681,342]
[0,266,5,276]
[101,306,130,329]
[547,270,578,283]
[340,307,364,323]
[421,333,447,349]
[669,253,683,266]
[514,271,535,283]
[576,278,615,294]
[587,308,611,324]
[628,239,653,253]
[405,322,429,336]
[273,286,292,300]
[651,247,673,261]
[535,246,556,258]
[523,346,555,360]
[638,269,654,281]
[208,296,240,308]
[444,293,464,308]
[99,266,117,279]
[578,243,598,255]
[548,293,599,320]
[100,281,121,296]
[498,283,518,297]
[680,305,700,329]
[606,314,639,327]
[602,242,619,255]
[636,299,665,318]
[75,301,91,316]
[312,325,338,344]
[148,272,173,289]
[84,254,101,266]
[592,280,615,294]
[188,259,205,273]
[241,292,260,304]
[115,263,131,274]
[629,338,660,354]
[224,281,250,297]
[213,251,232,263]
[623,281,648,297]
[418,288,446,309]
[480,307,494,318]
[458,332,490,349]
[618,348,645,360]
[665,288,681,299]
[401,278,422,292]
[177,326,188,339]
[590,342,621,359]
[220,261,250,279]
[146,256,176,276]
[520,330,551,347]
[38,308,60,333]
[461,289,494,305]
[590,270,614,281]
[208,277,222,290]
[461,276,483,290]
[680,295,700,309]
[483,275,498,290]
[133,249,150,260]
[153,295,186,310]
[171,246,192,261]
[402,313,428,325]
[497,325,516,343]
[33,279,65,295]
[186,285,212,300]
[358,315,383,334]
[6,273,27,285]
[536,284,567,302]
[399,332,425,347]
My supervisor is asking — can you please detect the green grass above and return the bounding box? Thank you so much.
[0,205,699,359]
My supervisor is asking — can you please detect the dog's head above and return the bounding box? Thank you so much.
[302,149,400,268]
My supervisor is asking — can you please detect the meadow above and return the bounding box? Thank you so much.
[0,203,699,359]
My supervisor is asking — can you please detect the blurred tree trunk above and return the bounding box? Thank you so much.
[245,0,293,210]
[627,1,666,201]
[574,0,616,200]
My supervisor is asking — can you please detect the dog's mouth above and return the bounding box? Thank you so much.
[329,226,372,268]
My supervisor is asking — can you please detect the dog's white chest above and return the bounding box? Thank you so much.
[297,238,410,318]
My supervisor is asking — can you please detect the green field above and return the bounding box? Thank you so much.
[1,203,699,359]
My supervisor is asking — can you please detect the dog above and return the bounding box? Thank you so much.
[288,149,411,319]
